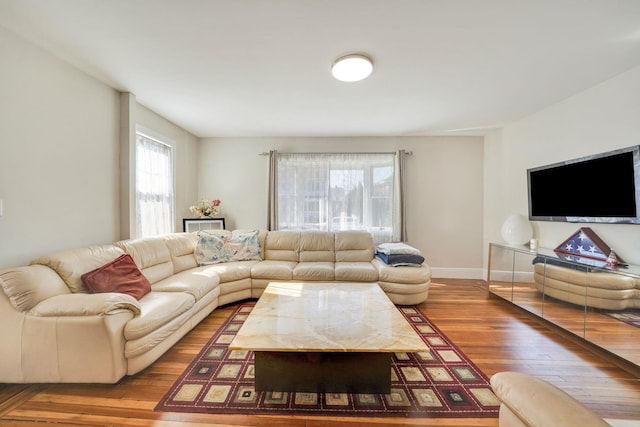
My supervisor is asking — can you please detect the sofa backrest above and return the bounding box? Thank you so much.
[163,233,198,273]
[30,244,125,293]
[115,237,173,284]
[261,230,375,263]
[263,231,300,262]
[22,229,377,295]
[335,231,375,262]
[299,231,335,262]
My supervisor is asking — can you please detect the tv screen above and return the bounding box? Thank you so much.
[527,146,640,223]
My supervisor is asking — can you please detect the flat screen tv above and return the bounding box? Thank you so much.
[527,145,640,223]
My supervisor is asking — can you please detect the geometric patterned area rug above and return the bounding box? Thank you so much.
[155,302,500,418]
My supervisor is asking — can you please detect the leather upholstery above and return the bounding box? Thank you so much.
[334,262,379,282]
[115,238,174,284]
[0,264,69,311]
[31,244,125,293]
[263,231,300,261]
[0,229,431,383]
[150,268,219,301]
[491,372,610,427]
[294,262,335,281]
[299,231,335,262]
[335,231,375,262]
[251,259,297,281]
[164,232,198,273]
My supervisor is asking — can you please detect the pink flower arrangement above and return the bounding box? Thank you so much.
[190,198,221,218]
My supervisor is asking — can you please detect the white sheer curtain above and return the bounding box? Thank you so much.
[270,152,405,244]
[135,133,174,237]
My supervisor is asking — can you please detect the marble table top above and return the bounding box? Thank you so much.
[229,282,429,353]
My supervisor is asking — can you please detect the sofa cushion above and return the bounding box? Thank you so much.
[251,260,297,280]
[81,254,152,300]
[195,230,262,265]
[0,265,70,311]
[198,261,257,283]
[123,291,194,340]
[150,267,220,301]
[293,262,335,281]
[30,244,125,293]
[115,237,174,284]
[334,262,379,282]
[124,303,196,360]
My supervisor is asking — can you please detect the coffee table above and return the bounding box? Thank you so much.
[229,281,429,393]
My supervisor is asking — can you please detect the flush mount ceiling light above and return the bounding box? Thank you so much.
[331,53,373,82]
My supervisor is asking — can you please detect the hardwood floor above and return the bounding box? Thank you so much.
[1,279,639,426]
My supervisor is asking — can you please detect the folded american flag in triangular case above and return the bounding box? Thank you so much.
[554,227,623,264]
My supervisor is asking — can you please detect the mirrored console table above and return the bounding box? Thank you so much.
[488,242,640,368]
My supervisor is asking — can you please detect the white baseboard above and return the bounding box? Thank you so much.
[431,267,534,283]
[430,267,484,280]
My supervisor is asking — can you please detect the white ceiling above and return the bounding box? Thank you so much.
[1,0,640,138]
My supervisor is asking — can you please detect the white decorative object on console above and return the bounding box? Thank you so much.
[500,214,533,245]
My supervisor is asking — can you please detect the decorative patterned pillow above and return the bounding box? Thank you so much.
[195,230,262,265]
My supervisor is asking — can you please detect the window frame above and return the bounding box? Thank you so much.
[134,126,176,238]
[274,152,397,242]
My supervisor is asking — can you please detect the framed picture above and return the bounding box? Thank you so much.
[183,217,225,233]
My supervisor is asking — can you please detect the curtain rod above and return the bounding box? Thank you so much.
[258,151,413,156]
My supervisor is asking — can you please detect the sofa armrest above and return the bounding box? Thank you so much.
[372,257,431,284]
[29,293,141,317]
[490,372,610,427]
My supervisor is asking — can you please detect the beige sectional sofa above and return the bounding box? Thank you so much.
[0,229,431,384]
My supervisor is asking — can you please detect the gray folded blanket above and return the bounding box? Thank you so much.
[375,243,424,266]
[376,252,425,267]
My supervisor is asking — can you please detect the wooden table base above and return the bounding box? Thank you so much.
[254,351,391,394]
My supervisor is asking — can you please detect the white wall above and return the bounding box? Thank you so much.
[484,65,640,267]
[0,27,199,268]
[0,26,120,268]
[198,136,485,278]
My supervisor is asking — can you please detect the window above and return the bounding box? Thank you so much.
[274,153,400,243]
[135,132,174,237]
